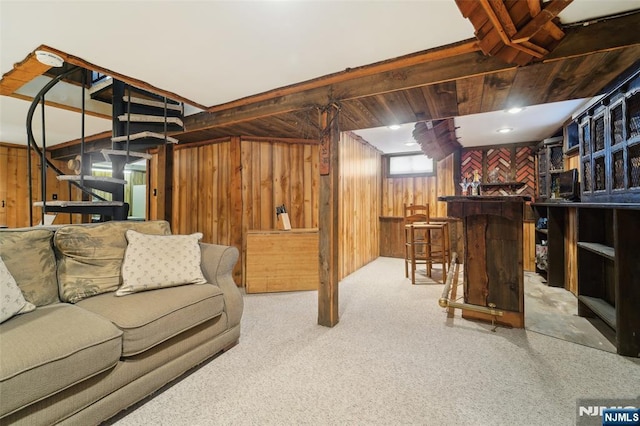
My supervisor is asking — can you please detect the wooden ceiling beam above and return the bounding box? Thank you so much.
[181,13,639,135]
[512,0,574,44]
[526,0,541,17]
[478,0,548,59]
[184,50,514,131]
[206,40,479,114]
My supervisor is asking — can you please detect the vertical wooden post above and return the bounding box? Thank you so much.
[156,143,173,223]
[318,106,339,327]
[229,136,243,285]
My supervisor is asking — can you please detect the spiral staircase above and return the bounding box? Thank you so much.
[29,67,182,224]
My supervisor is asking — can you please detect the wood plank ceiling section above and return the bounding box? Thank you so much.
[174,10,640,145]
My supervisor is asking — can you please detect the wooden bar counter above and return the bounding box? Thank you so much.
[439,196,530,328]
[245,228,319,293]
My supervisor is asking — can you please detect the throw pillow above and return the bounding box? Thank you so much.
[0,229,58,306]
[1,256,36,323]
[115,230,207,296]
[55,220,172,303]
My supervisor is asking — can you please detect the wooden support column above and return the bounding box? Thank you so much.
[229,136,243,285]
[155,143,173,222]
[318,106,339,327]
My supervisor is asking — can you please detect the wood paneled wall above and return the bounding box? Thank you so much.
[0,143,81,227]
[241,140,319,231]
[241,139,320,283]
[381,153,455,219]
[339,132,381,279]
[170,138,242,283]
[169,137,320,285]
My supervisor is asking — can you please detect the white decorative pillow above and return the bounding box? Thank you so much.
[1,256,36,323]
[116,230,208,296]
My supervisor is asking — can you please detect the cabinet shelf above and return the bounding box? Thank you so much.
[577,241,615,260]
[531,204,564,287]
[578,295,616,330]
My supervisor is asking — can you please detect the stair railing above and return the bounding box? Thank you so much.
[26,66,107,226]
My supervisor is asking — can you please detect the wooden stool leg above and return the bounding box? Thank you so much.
[410,226,415,284]
[425,228,432,277]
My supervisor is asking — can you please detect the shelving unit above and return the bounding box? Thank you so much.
[533,202,640,357]
[536,136,565,200]
[532,204,565,287]
[575,204,640,357]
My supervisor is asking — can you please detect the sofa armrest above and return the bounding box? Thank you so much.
[199,243,243,328]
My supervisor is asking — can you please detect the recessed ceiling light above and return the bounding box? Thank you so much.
[35,50,64,67]
[405,142,417,146]
[388,124,401,130]
[497,127,513,134]
[506,107,524,114]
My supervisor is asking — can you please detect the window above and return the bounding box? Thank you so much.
[386,153,434,177]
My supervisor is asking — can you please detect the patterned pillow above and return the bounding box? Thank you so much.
[55,220,172,303]
[115,230,207,296]
[0,229,58,306]
[1,256,36,323]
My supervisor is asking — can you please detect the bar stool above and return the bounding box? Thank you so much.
[404,204,450,284]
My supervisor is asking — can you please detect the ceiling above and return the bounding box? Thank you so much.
[1,1,640,154]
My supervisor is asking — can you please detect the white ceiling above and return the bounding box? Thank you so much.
[1,0,639,152]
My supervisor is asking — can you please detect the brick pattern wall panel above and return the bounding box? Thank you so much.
[486,148,511,182]
[461,149,482,180]
[515,146,535,198]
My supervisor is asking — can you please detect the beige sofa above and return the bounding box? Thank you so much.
[0,220,243,425]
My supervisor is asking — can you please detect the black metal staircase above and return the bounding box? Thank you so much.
[29,67,182,225]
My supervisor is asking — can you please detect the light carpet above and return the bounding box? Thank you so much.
[110,257,639,426]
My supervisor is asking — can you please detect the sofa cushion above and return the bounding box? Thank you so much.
[0,304,122,417]
[77,284,224,356]
[116,230,207,296]
[54,220,171,303]
[0,257,36,323]
[0,228,59,306]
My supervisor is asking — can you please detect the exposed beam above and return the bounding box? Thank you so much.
[526,0,541,17]
[185,50,515,130]
[180,13,639,136]
[206,40,480,114]
[47,131,112,160]
[512,0,574,44]
[479,0,548,58]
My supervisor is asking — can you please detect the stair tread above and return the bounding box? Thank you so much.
[123,95,182,111]
[34,200,125,207]
[88,77,113,95]
[111,131,178,144]
[117,114,184,127]
[57,175,127,184]
[101,149,153,161]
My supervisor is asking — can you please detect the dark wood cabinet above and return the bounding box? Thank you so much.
[576,65,640,203]
[536,136,564,200]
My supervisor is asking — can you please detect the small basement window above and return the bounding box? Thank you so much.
[386,153,434,177]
